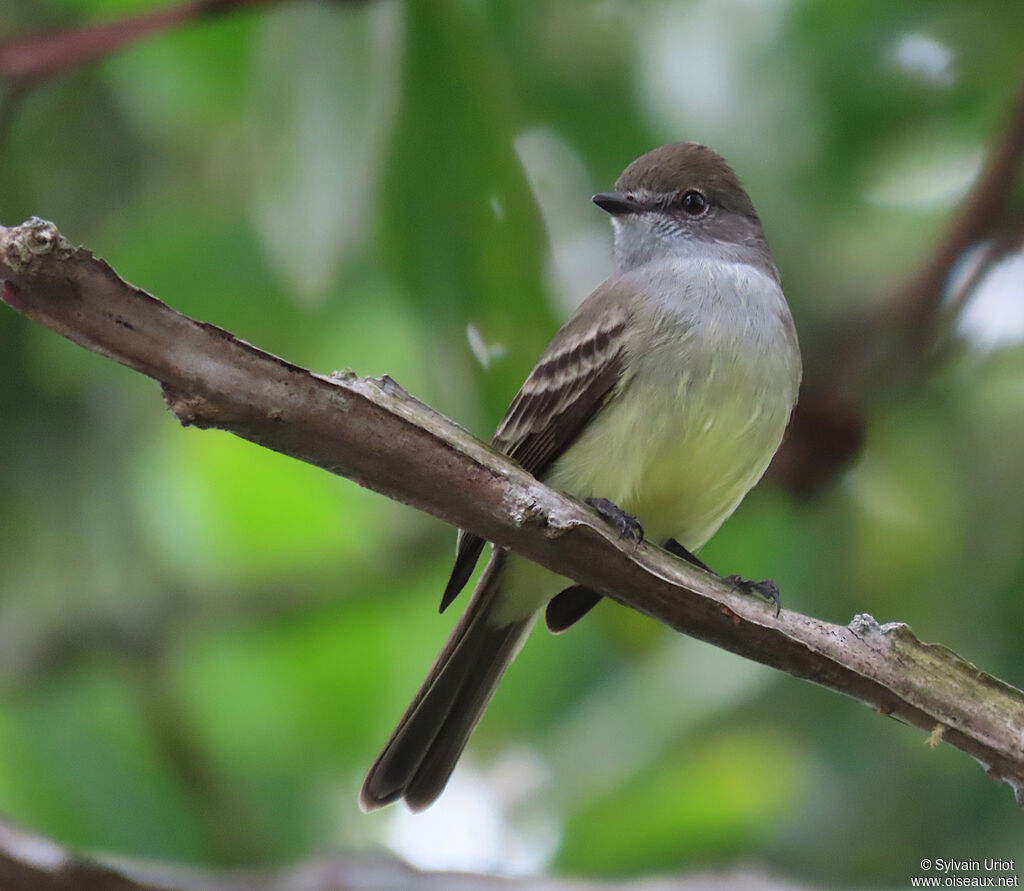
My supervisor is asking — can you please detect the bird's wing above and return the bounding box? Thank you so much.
[440,286,631,612]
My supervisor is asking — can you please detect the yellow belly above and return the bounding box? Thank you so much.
[493,380,788,625]
[544,360,792,552]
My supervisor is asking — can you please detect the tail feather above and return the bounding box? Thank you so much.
[360,554,535,812]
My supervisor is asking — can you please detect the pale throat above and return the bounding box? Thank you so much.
[611,214,710,271]
[611,214,774,283]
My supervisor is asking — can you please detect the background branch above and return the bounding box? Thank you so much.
[771,69,1024,495]
[0,812,813,891]
[0,0,296,85]
[2,217,1023,807]
[896,70,1024,353]
[0,0,320,166]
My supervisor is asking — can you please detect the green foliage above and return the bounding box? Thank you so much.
[2,0,1024,883]
[381,0,555,420]
[557,730,804,874]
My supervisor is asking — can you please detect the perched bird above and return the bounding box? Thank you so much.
[360,142,802,812]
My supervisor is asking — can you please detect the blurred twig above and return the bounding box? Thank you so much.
[3,217,1023,808]
[897,70,1024,356]
[773,69,1024,495]
[0,0,288,85]
[0,0,356,145]
[134,643,271,866]
[943,213,1024,327]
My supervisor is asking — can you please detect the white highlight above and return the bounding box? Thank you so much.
[515,128,611,313]
[956,250,1024,350]
[383,755,555,873]
[862,144,981,209]
[466,323,507,369]
[0,821,68,871]
[893,32,955,86]
[636,0,816,174]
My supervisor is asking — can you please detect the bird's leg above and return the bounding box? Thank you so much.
[664,538,781,617]
[586,497,644,544]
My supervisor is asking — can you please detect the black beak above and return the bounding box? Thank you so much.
[592,192,639,215]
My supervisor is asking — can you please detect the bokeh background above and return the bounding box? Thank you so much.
[1,0,1024,885]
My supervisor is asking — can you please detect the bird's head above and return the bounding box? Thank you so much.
[593,142,771,274]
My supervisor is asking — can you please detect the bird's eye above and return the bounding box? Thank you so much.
[679,190,708,216]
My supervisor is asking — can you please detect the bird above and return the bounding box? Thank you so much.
[360,142,802,812]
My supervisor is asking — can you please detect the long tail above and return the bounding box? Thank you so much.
[360,553,535,812]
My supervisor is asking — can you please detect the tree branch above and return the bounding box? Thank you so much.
[2,217,1023,806]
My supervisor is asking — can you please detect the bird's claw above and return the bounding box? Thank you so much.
[725,575,781,617]
[586,497,644,544]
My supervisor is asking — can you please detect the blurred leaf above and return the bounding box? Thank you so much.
[101,7,255,145]
[130,423,394,590]
[485,0,653,179]
[556,729,804,874]
[0,658,208,861]
[848,402,963,609]
[0,76,141,233]
[247,1,401,303]
[538,638,776,814]
[380,0,555,420]
[164,560,452,858]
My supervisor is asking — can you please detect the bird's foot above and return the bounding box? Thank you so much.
[586,497,644,544]
[725,575,781,617]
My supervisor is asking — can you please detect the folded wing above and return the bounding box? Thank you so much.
[439,285,631,612]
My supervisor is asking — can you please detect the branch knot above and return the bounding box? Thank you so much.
[1,217,74,271]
